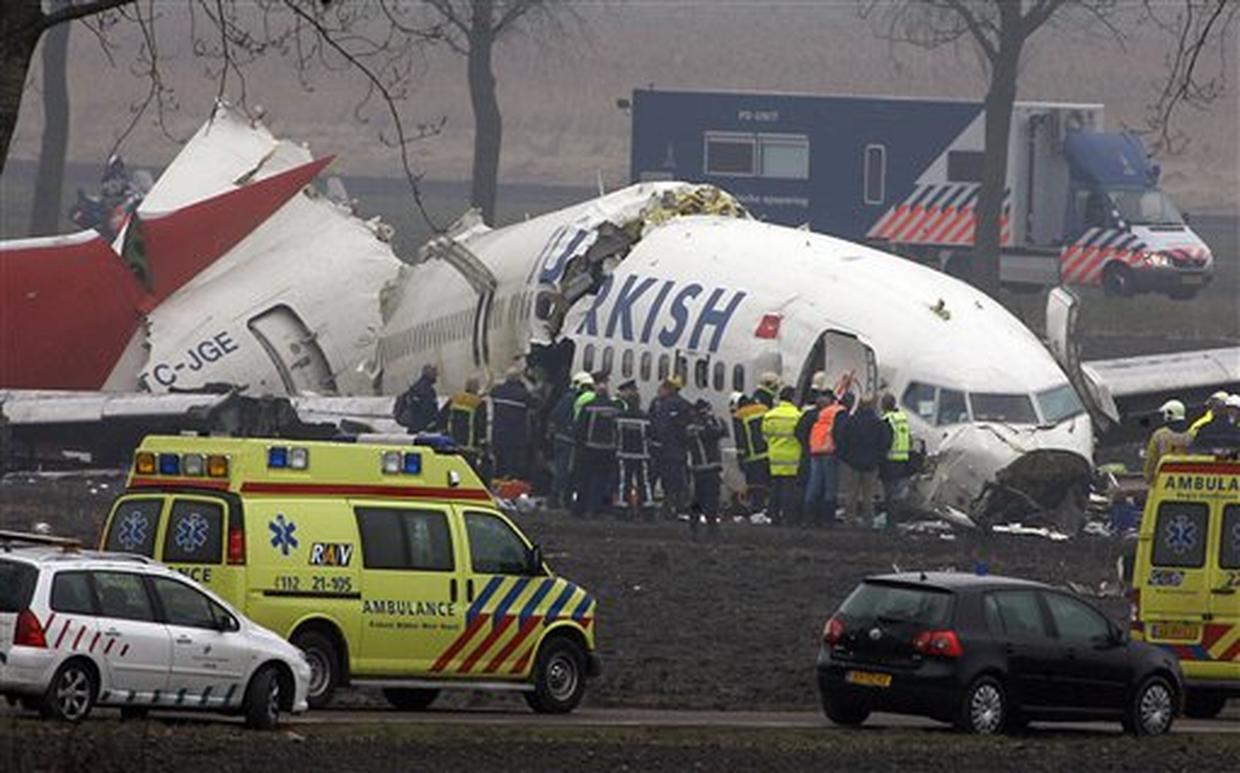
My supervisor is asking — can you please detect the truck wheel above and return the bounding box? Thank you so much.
[243,665,282,730]
[1102,263,1135,297]
[1127,675,1175,736]
[523,637,586,714]
[821,693,870,726]
[1184,690,1227,719]
[956,676,1006,734]
[383,689,439,711]
[41,660,97,722]
[291,630,338,708]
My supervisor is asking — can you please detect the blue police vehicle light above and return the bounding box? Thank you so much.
[158,453,181,475]
[268,447,289,469]
[403,452,422,475]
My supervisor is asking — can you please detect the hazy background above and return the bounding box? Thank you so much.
[2,1,1236,226]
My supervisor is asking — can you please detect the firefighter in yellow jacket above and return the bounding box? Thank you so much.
[731,393,770,513]
[762,386,801,526]
[441,376,488,475]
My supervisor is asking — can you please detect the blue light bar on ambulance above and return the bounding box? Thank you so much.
[403,452,422,475]
[268,447,289,469]
[158,453,180,475]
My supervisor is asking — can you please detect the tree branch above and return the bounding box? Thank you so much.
[943,0,997,62]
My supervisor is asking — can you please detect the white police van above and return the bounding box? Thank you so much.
[0,531,310,728]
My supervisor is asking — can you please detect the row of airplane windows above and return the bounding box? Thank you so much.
[581,342,747,395]
[381,292,535,362]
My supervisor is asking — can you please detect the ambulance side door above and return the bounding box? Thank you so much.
[353,503,465,675]
[160,496,227,589]
[1211,504,1240,645]
[457,508,550,678]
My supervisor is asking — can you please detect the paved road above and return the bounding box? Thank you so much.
[286,706,1240,734]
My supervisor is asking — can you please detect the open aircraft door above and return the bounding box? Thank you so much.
[1045,287,1119,432]
[247,305,338,394]
[795,330,878,405]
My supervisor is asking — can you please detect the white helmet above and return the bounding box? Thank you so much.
[1158,399,1186,422]
[572,371,593,388]
[1227,394,1240,409]
[728,391,745,411]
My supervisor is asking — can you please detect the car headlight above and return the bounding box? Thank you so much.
[1142,252,1172,268]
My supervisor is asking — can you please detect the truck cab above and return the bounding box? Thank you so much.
[1058,131,1213,299]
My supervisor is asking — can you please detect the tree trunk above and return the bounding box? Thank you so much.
[973,43,1022,298]
[0,1,45,176]
[29,0,70,236]
[466,4,501,225]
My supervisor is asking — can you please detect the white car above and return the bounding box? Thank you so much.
[0,533,310,728]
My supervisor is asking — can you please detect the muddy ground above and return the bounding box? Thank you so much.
[2,718,1237,773]
[0,472,1134,711]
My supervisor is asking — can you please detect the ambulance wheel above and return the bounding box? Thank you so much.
[383,689,439,711]
[524,637,586,714]
[243,665,282,730]
[40,659,97,722]
[1184,690,1227,719]
[1102,263,1134,297]
[292,629,338,708]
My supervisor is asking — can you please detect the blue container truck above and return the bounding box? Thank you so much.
[629,88,1213,299]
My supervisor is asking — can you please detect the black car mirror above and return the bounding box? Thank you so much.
[217,614,239,633]
[527,544,544,576]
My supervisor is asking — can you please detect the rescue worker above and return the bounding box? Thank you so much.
[762,386,802,526]
[803,388,844,527]
[548,372,592,508]
[687,399,726,534]
[753,371,780,409]
[1189,391,1229,437]
[572,372,620,519]
[837,396,891,527]
[732,394,770,513]
[616,380,654,519]
[440,376,488,472]
[1192,394,1240,450]
[651,376,692,519]
[490,366,533,480]
[394,363,439,433]
[1143,399,1192,482]
[879,392,912,527]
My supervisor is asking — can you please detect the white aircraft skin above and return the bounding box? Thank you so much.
[378,183,1095,516]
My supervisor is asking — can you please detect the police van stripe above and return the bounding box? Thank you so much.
[518,578,555,625]
[545,583,578,623]
[467,576,504,623]
[570,594,595,622]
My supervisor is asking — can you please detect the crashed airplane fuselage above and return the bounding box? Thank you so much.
[0,104,402,397]
[375,182,1095,519]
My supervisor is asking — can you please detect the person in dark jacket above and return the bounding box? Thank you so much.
[650,377,692,518]
[549,371,593,508]
[1192,394,1240,450]
[687,399,726,534]
[616,380,654,520]
[490,366,534,480]
[394,364,439,433]
[836,396,892,527]
[572,372,620,519]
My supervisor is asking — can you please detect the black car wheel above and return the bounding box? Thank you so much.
[1184,690,1227,719]
[1128,676,1175,736]
[523,637,586,714]
[822,693,870,726]
[957,676,1006,735]
[243,665,282,730]
[41,661,97,723]
[383,688,439,711]
[1102,262,1135,298]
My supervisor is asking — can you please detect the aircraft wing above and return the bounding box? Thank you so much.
[1081,347,1240,401]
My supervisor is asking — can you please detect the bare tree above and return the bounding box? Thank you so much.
[421,0,562,225]
[861,0,1234,296]
[28,0,72,236]
[2,1,447,229]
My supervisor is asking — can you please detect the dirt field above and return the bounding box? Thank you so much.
[2,717,1238,773]
[0,472,1131,712]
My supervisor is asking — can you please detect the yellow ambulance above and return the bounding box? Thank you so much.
[1131,453,1239,719]
[99,435,599,713]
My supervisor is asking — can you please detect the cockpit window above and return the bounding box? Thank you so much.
[1036,384,1085,425]
[902,382,937,423]
[969,392,1038,424]
[937,389,969,426]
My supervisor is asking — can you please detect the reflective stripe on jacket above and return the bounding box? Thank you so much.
[884,409,911,462]
[762,401,802,477]
[734,403,769,462]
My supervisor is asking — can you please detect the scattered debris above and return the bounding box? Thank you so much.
[990,523,1071,541]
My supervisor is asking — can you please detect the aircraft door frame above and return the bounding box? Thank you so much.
[795,330,878,407]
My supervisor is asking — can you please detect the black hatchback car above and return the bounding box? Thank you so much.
[817,573,1183,735]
